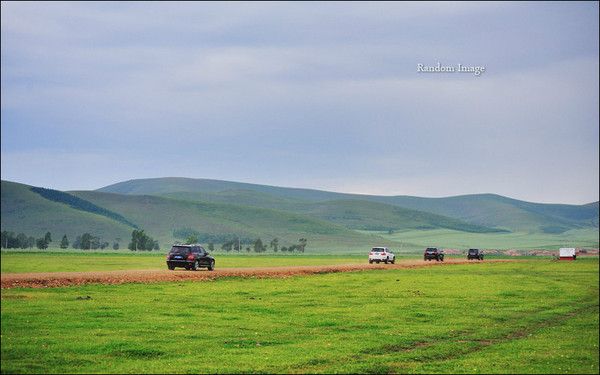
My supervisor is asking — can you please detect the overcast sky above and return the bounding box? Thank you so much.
[1,2,598,204]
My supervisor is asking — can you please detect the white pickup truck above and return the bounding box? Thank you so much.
[368,247,396,264]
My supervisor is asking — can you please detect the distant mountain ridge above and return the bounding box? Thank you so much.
[98,177,599,233]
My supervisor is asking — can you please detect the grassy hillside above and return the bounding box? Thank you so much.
[98,177,342,201]
[71,190,396,252]
[1,181,134,243]
[160,190,502,233]
[160,189,307,210]
[373,194,599,233]
[4,178,597,254]
[98,177,598,233]
[292,199,503,233]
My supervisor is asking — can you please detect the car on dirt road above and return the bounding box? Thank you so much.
[166,244,215,271]
[369,247,396,264]
[424,247,444,262]
[467,248,484,260]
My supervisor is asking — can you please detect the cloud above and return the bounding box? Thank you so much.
[1,2,598,203]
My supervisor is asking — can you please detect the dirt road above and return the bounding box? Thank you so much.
[1,259,514,289]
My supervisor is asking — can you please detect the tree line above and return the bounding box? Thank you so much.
[180,235,308,253]
[3,229,306,253]
[1,229,159,251]
[1,231,54,250]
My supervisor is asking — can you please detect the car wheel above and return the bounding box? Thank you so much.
[369,259,373,264]
[384,258,388,264]
[208,260,215,271]
[391,258,395,264]
[191,260,199,271]
[376,260,380,264]
[168,265,175,270]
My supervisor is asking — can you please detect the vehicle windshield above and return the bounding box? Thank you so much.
[169,246,190,255]
[425,248,437,253]
[469,249,478,254]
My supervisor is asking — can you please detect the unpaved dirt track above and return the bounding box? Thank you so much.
[1,259,515,289]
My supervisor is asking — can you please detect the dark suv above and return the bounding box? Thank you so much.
[424,247,444,262]
[166,245,215,271]
[467,248,484,260]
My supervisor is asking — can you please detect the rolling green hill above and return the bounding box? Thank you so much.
[99,177,599,233]
[2,180,399,252]
[3,178,598,253]
[1,181,134,244]
[370,194,599,233]
[68,190,395,251]
[158,190,501,233]
[286,199,503,233]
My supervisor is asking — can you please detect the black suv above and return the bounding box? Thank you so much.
[166,245,215,271]
[467,248,484,260]
[424,247,444,262]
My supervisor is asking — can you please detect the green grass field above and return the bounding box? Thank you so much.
[365,228,600,251]
[0,251,366,273]
[2,259,598,374]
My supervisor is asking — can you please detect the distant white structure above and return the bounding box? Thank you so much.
[559,248,576,260]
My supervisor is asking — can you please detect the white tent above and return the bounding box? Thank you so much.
[559,248,576,260]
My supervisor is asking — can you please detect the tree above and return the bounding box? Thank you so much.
[185,235,199,245]
[222,241,233,252]
[44,232,52,244]
[27,236,35,249]
[208,242,214,252]
[1,231,23,249]
[72,235,82,249]
[80,233,93,250]
[298,238,307,253]
[128,229,158,251]
[128,230,144,251]
[90,236,101,250]
[16,233,28,249]
[269,238,279,252]
[60,235,69,249]
[253,238,266,253]
[112,242,120,250]
[36,238,48,249]
[1,231,8,248]
[280,246,288,252]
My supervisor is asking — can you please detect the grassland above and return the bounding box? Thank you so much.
[0,181,133,244]
[365,228,600,251]
[0,251,365,274]
[1,260,598,374]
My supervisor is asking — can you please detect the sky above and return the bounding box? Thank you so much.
[1,2,598,204]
